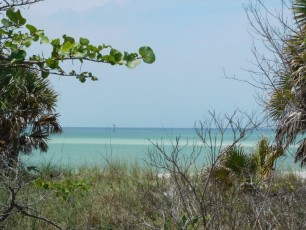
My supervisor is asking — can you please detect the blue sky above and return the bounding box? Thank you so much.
[23,0,266,127]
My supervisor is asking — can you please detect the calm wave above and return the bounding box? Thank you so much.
[20,127,300,170]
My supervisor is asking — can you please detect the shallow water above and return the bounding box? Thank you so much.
[20,127,301,170]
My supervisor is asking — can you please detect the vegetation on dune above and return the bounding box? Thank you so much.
[1,162,305,229]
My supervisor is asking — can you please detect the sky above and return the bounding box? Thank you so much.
[21,0,272,127]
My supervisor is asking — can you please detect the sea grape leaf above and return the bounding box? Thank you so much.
[40,35,50,44]
[127,59,141,69]
[139,46,155,64]
[1,18,12,27]
[6,7,26,26]
[10,49,26,60]
[42,71,49,78]
[80,37,90,46]
[26,24,37,34]
[46,58,59,69]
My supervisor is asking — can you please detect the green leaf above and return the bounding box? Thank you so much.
[5,41,12,48]
[87,50,96,59]
[32,30,44,42]
[139,46,155,64]
[40,35,50,44]
[26,24,37,34]
[127,59,141,69]
[1,18,13,27]
[24,38,32,47]
[30,55,42,62]
[80,37,90,46]
[10,49,27,60]
[46,58,59,69]
[51,38,61,46]
[42,71,49,78]
[123,52,138,62]
[0,28,8,35]
[6,8,16,20]
[6,7,26,26]
[69,70,76,75]
[110,49,123,62]
[33,34,39,42]
[78,74,86,83]
[108,55,116,64]
[34,30,44,37]
[63,34,75,44]
[61,41,73,52]
[91,76,98,81]
[42,183,50,189]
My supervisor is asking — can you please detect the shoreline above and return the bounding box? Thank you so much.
[286,170,306,179]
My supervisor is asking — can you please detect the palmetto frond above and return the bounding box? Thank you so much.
[276,111,306,145]
[251,137,284,177]
[220,145,250,176]
[211,138,281,184]
[19,113,62,154]
[32,114,62,135]
[268,74,293,119]
[266,0,306,167]
[0,67,60,164]
[293,0,306,28]
[209,166,231,184]
[295,138,306,165]
[19,133,49,154]
[0,68,58,118]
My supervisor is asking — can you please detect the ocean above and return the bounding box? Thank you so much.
[20,127,302,170]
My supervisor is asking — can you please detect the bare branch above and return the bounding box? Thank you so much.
[0,0,44,11]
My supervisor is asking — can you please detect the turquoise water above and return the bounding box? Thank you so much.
[20,127,301,170]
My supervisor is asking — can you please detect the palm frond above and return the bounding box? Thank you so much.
[0,67,60,163]
[267,74,294,120]
[220,145,249,176]
[293,0,306,27]
[276,111,306,147]
[295,138,306,166]
[32,114,62,135]
[209,166,231,183]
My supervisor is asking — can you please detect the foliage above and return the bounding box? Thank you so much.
[2,163,306,229]
[0,67,61,166]
[0,6,155,83]
[211,137,282,185]
[0,165,63,229]
[220,145,251,176]
[34,177,92,200]
[274,0,306,165]
[246,0,306,166]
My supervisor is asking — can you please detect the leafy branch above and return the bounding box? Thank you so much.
[0,7,156,82]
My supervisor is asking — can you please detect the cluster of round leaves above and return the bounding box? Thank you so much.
[34,177,92,200]
[0,7,155,82]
